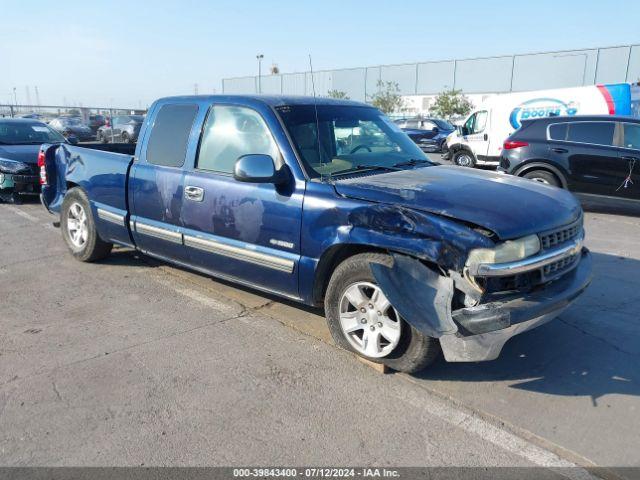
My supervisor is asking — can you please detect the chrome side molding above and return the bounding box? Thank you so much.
[96,208,125,226]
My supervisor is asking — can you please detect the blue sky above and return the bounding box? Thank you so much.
[0,0,638,107]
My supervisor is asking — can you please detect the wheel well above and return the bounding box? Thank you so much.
[515,162,567,188]
[66,181,80,192]
[312,244,387,306]
[450,145,474,158]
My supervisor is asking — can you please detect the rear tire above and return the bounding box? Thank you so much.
[522,170,561,187]
[452,150,476,168]
[324,253,441,373]
[61,188,112,262]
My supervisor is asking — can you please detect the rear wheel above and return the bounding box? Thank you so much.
[453,150,475,167]
[324,253,441,373]
[61,188,112,262]
[523,170,561,187]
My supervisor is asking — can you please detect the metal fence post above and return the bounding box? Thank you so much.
[509,55,516,92]
[452,60,457,90]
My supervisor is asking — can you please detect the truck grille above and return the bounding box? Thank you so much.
[543,253,580,277]
[539,217,583,250]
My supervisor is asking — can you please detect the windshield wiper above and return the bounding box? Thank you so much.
[331,164,401,176]
[392,158,434,168]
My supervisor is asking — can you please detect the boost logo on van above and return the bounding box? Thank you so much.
[509,98,578,129]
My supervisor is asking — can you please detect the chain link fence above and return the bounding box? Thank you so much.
[222,44,640,101]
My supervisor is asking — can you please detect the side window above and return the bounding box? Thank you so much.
[567,122,615,146]
[422,120,437,130]
[197,105,279,174]
[623,123,640,150]
[146,104,199,167]
[463,113,476,133]
[473,111,488,133]
[548,123,568,140]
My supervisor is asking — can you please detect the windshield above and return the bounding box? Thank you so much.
[0,122,66,144]
[61,117,82,125]
[275,105,428,178]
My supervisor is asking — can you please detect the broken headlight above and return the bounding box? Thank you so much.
[466,234,540,270]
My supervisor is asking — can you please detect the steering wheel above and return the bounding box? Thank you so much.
[350,144,372,154]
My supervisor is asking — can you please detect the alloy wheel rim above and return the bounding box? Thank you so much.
[456,154,472,167]
[67,202,88,248]
[338,281,401,358]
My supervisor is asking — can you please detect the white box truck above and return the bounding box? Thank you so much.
[444,83,634,168]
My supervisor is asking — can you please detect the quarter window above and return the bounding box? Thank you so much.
[197,105,279,173]
[548,123,568,141]
[146,104,199,167]
[566,122,615,146]
[622,123,640,150]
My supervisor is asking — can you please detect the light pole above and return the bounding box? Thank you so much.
[256,54,264,93]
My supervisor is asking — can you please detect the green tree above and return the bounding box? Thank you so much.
[429,89,473,119]
[368,80,404,114]
[327,90,350,100]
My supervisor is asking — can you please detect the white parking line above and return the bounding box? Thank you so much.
[398,385,597,478]
[7,205,40,223]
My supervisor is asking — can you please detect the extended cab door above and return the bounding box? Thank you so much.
[129,102,200,262]
[180,103,303,299]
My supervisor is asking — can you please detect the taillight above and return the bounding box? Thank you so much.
[38,150,47,185]
[503,140,529,150]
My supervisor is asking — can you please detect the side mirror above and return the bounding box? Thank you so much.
[67,135,79,145]
[234,154,285,184]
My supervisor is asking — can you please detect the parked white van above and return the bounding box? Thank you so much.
[443,83,634,168]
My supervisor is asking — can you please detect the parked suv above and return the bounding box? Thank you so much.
[499,115,640,203]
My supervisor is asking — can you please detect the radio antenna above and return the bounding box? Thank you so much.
[308,54,324,171]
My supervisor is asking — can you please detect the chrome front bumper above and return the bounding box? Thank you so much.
[442,248,592,362]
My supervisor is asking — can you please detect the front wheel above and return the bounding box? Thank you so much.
[324,253,440,373]
[452,150,475,167]
[522,170,561,187]
[61,188,113,262]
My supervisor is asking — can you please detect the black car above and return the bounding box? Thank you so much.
[395,118,455,153]
[499,115,640,203]
[97,115,144,143]
[0,118,66,202]
[49,116,94,141]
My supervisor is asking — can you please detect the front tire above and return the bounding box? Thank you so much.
[452,150,475,168]
[324,253,441,373]
[61,188,113,262]
[522,169,561,187]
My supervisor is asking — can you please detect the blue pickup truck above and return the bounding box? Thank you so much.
[40,95,592,372]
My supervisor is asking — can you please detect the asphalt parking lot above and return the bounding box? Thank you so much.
[1,196,639,474]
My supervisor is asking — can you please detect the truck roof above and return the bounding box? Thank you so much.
[154,94,371,108]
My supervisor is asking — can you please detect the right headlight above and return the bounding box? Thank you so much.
[466,234,541,269]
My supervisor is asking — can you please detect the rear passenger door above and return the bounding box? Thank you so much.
[181,103,303,298]
[559,121,622,196]
[129,102,200,262]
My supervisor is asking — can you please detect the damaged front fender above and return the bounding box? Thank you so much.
[371,253,458,338]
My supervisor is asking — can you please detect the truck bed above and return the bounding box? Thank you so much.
[41,142,135,216]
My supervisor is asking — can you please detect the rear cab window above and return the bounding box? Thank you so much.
[145,103,199,167]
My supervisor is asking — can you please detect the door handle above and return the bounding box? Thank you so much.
[483,133,488,141]
[184,186,204,202]
[551,147,568,153]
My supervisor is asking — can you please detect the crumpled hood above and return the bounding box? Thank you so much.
[333,165,582,240]
[0,145,40,165]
